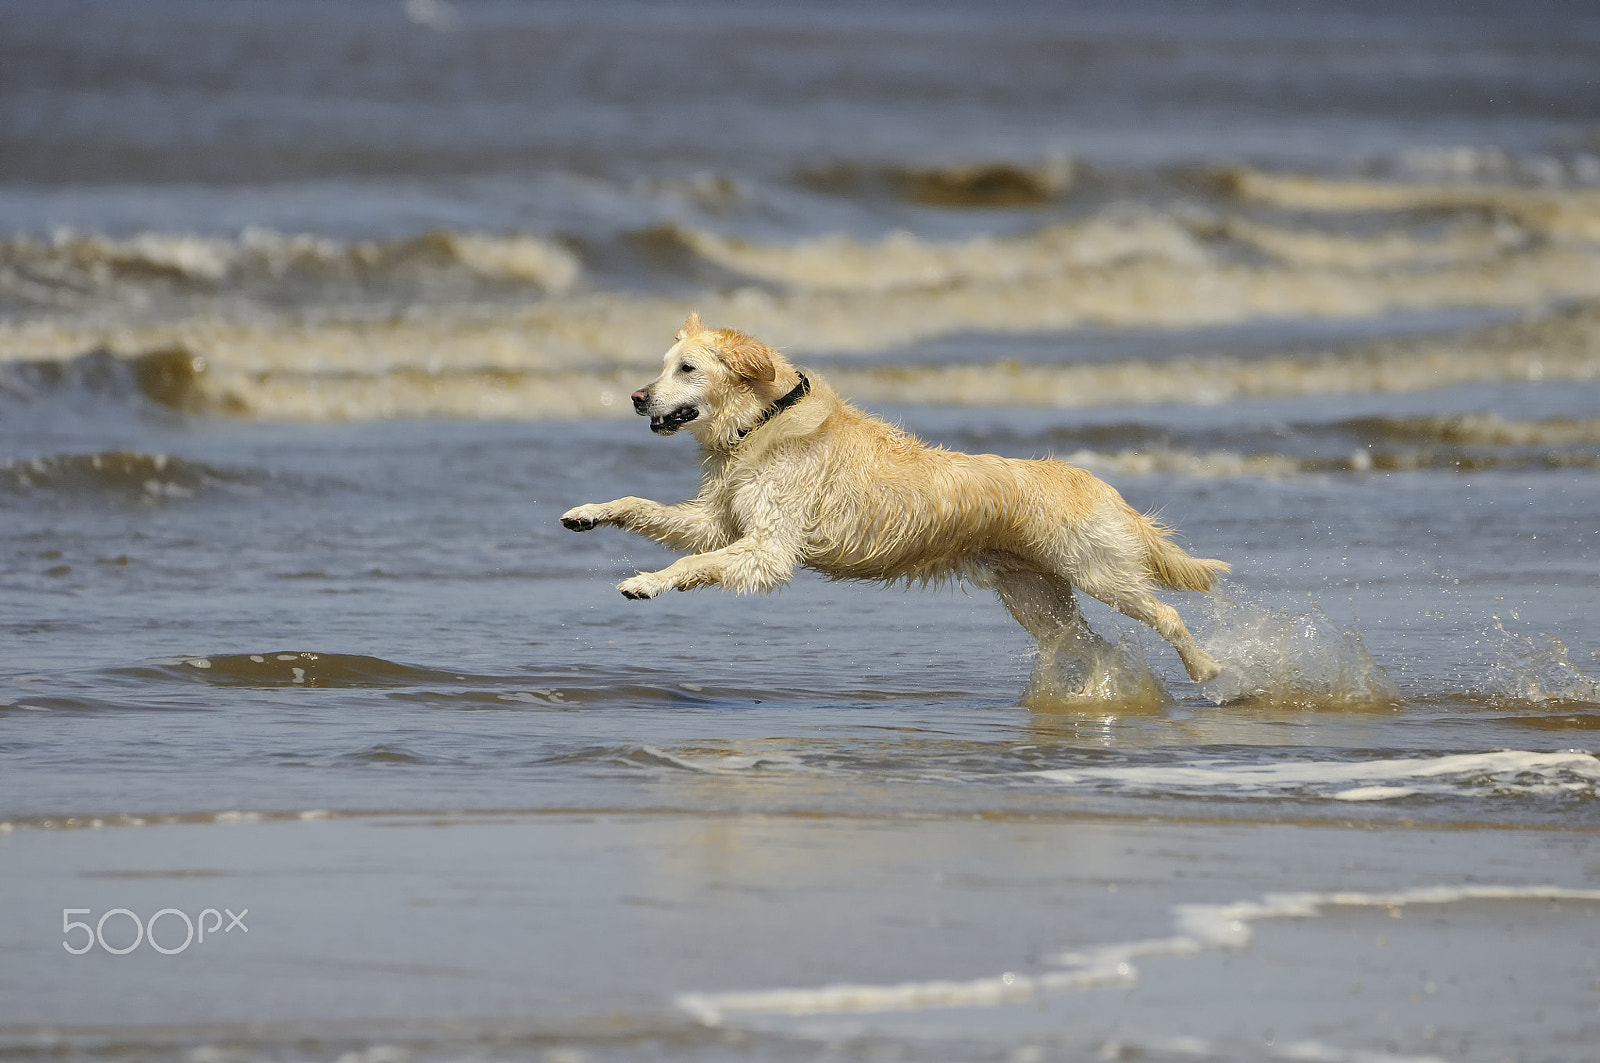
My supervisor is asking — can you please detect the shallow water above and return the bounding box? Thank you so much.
[3,1,1599,1060]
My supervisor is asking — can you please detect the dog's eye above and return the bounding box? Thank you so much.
[679,363,695,374]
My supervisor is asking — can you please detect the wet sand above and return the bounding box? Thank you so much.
[4,811,1598,1062]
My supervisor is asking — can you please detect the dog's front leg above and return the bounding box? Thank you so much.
[560,497,727,553]
[617,536,798,600]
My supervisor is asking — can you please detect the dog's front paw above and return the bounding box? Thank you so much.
[618,572,670,600]
[560,504,612,532]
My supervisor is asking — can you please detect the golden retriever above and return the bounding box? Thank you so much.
[561,313,1227,683]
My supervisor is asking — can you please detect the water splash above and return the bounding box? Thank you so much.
[1486,621,1600,705]
[1199,590,1399,709]
[1022,623,1169,713]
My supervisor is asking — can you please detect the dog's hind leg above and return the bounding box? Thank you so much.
[1072,576,1221,683]
[984,565,1155,701]
[983,567,1102,647]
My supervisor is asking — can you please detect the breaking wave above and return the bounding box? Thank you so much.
[1223,168,1600,243]
[799,156,1076,207]
[2,164,1599,423]
[1342,412,1600,447]
[2,298,1596,424]
[0,227,581,312]
[0,345,210,410]
[670,209,1205,293]
[127,652,475,689]
[0,451,251,501]
[1070,411,1599,480]
[670,206,1594,301]
[825,301,1600,407]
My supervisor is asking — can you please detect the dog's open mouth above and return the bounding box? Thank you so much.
[648,406,699,434]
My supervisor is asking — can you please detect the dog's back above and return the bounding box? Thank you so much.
[749,387,1228,595]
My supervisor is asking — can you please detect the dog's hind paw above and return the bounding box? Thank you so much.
[1187,655,1223,684]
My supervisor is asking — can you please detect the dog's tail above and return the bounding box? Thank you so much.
[1136,516,1230,593]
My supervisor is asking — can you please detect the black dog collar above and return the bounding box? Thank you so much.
[734,372,811,442]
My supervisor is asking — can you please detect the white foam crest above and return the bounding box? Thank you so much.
[1028,749,1600,802]
[435,232,581,289]
[1367,412,1600,446]
[0,808,353,831]
[677,884,1600,1024]
[99,232,236,282]
[1064,447,1307,480]
[1397,145,1600,187]
[1227,168,1600,242]
[634,744,817,775]
[677,965,1122,1026]
[681,194,1600,295]
[5,268,1600,422]
[1102,1032,1449,1063]
[677,212,1208,293]
[1224,215,1529,271]
[823,299,1600,407]
[2,227,582,296]
[1057,441,1600,479]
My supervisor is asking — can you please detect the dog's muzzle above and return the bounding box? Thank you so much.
[647,406,699,434]
[633,386,698,434]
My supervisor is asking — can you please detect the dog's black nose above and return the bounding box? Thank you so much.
[631,388,650,412]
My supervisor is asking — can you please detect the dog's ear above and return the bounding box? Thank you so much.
[721,334,777,383]
[676,311,705,341]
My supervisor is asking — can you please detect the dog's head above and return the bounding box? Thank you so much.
[631,312,781,440]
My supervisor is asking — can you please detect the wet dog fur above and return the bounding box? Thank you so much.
[561,313,1228,682]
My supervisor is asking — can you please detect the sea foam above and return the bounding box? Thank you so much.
[676,884,1600,1024]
